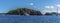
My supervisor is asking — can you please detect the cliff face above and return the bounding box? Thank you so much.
[8,8,42,15]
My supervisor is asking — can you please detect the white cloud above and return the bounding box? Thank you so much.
[29,3,34,6]
[51,6,54,8]
[56,4,60,7]
[43,5,60,13]
[45,6,54,8]
[45,6,50,8]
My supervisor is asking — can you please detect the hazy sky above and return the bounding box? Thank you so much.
[0,0,60,13]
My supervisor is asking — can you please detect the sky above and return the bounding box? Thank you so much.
[0,0,60,13]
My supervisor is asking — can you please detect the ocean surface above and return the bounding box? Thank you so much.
[0,15,59,23]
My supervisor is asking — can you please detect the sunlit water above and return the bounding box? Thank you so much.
[0,15,59,23]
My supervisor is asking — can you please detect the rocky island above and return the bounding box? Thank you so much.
[7,8,42,15]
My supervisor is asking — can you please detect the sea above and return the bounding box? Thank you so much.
[0,15,59,23]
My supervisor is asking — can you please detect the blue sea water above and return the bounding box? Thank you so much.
[0,15,59,23]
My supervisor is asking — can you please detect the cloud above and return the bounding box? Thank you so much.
[56,4,60,7]
[44,10,60,13]
[29,3,34,6]
[43,5,60,13]
[45,6,50,8]
[45,6,54,8]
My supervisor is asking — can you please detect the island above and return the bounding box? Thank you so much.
[7,8,42,15]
